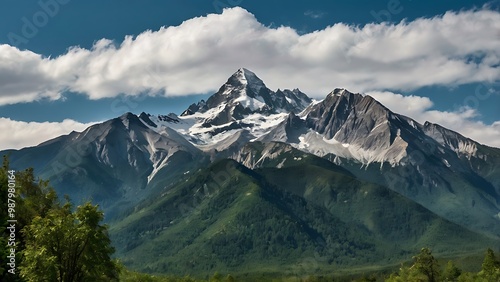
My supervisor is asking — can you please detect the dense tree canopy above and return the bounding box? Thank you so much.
[386,247,500,282]
[1,156,118,282]
[20,202,119,281]
[478,248,500,281]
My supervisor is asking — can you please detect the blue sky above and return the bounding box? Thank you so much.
[0,0,499,149]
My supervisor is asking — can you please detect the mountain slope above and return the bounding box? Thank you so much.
[3,113,206,220]
[110,156,497,277]
[256,88,500,238]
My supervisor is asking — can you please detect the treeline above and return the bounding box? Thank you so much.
[120,247,500,282]
[121,270,236,282]
[385,247,500,282]
[0,156,119,281]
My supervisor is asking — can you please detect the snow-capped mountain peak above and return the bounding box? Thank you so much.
[145,69,496,169]
[229,67,266,95]
[178,68,312,129]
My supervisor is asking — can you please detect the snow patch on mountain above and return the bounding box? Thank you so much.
[140,109,289,153]
[234,95,266,111]
[290,130,407,166]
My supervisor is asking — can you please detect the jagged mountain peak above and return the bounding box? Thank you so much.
[118,111,139,121]
[218,67,267,102]
[110,112,147,131]
[228,67,266,94]
[324,89,381,107]
[180,68,270,118]
[318,89,390,118]
[328,88,354,96]
[320,88,362,107]
[180,68,312,127]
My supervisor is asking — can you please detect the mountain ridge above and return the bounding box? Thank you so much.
[2,68,499,268]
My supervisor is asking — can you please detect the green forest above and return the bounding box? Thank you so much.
[1,157,499,282]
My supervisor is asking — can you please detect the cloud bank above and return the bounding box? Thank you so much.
[0,118,95,150]
[0,7,499,104]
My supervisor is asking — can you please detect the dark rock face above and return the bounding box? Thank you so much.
[306,89,398,150]
[139,112,157,128]
[306,89,364,139]
[181,100,207,116]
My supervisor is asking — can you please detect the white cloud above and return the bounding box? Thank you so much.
[367,91,500,148]
[0,7,498,105]
[0,118,96,150]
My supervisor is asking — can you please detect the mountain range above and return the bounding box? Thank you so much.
[3,68,500,276]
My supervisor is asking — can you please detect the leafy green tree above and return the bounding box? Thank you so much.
[0,156,119,281]
[0,156,43,281]
[478,248,500,281]
[1,156,58,248]
[386,248,441,282]
[457,272,485,282]
[411,247,440,282]
[209,272,223,282]
[15,167,59,230]
[385,263,426,282]
[356,275,377,282]
[443,260,461,281]
[20,201,119,282]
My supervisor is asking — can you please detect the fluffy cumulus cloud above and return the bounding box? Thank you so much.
[0,118,96,150]
[0,7,499,104]
[366,91,500,148]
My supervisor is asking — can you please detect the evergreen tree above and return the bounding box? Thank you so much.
[456,272,480,282]
[225,274,236,282]
[385,248,440,282]
[209,272,223,282]
[478,248,500,281]
[412,247,440,282]
[385,263,425,282]
[443,260,461,282]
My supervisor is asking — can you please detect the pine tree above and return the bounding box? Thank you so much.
[411,248,440,282]
[478,248,500,281]
[443,260,461,282]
